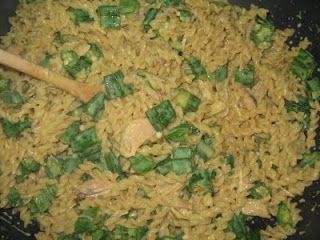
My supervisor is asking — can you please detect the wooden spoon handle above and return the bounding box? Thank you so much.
[0,49,102,102]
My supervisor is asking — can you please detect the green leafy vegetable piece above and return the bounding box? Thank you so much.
[235,64,255,87]
[28,185,57,215]
[59,121,81,145]
[0,75,11,92]
[89,43,104,59]
[130,155,156,175]
[249,181,271,199]
[165,123,197,143]
[15,158,41,183]
[54,31,66,44]
[284,96,310,114]
[0,115,31,138]
[146,100,176,131]
[60,50,81,78]
[97,5,121,29]
[196,134,214,161]
[187,169,214,193]
[0,90,25,106]
[224,155,235,169]
[307,77,320,100]
[276,202,293,227]
[299,151,320,168]
[104,70,133,100]
[85,93,106,120]
[120,0,140,15]
[92,229,112,240]
[187,56,209,81]
[101,151,124,176]
[227,213,261,240]
[78,56,93,71]
[250,15,275,47]
[67,7,94,25]
[290,49,316,81]
[162,0,182,7]
[214,65,228,82]
[7,187,23,208]
[74,207,100,234]
[177,9,192,22]
[174,88,201,113]
[45,155,63,179]
[39,53,53,68]
[143,8,160,32]
[156,147,193,175]
[62,156,83,174]
[112,225,148,240]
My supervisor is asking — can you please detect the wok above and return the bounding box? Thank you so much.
[0,0,319,239]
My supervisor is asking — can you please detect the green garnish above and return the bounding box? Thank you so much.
[214,65,228,82]
[299,151,320,168]
[174,88,201,113]
[290,49,316,81]
[276,202,293,227]
[28,185,57,215]
[146,100,176,131]
[196,134,214,161]
[15,158,41,183]
[250,15,275,47]
[187,169,215,193]
[187,56,210,81]
[8,187,23,208]
[104,70,133,100]
[45,155,63,179]
[249,181,272,199]
[165,123,198,144]
[235,64,255,87]
[67,7,94,25]
[119,0,140,15]
[143,8,160,32]
[130,155,156,175]
[0,115,31,138]
[0,90,25,106]
[97,5,121,29]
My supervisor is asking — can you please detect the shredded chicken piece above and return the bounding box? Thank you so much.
[242,199,270,218]
[76,179,113,198]
[120,118,156,158]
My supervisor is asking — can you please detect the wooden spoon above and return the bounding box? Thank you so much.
[0,49,102,102]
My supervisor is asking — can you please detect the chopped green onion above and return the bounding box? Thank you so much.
[130,155,156,175]
[60,50,81,78]
[145,0,157,3]
[250,15,275,47]
[307,78,320,100]
[214,65,228,82]
[7,187,23,208]
[249,181,272,199]
[59,121,81,145]
[0,115,31,138]
[97,5,121,29]
[174,88,201,113]
[284,96,310,114]
[15,158,41,183]
[39,53,52,68]
[67,7,94,25]
[45,155,63,179]
[224,155,235,169]
[85,93,106,120]
[165,123,198,143]
[177,9,192,22]
[112,225,148,239]
[58,233,81,240]
[187,169,214,193]
[276,202,293,227]
[143,8,160,32]
[54,31,66,44]
[92,229,111,240]
[146,100,176,131]
[187,56,209,81]
[74,207,100,234]
[62,156,83,174]
[160,236,183,240]
[290,49,316,81]
[104,70,133,100]
[162,0,182,7]
[89,43,104,59]
[100,151,124,176]
[235,64,255,87]
[78,56,93,71]
[226,213,261,240]
[0,75,11,92]
[28,185,57,215]
[196,134,214,161]
[0,90,25,106]
[119,0,140,15]
[299,151,320,168]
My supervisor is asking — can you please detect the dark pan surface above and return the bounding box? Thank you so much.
[0,0,320,239]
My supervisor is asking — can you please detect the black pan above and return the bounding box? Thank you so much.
[0,0,319,239]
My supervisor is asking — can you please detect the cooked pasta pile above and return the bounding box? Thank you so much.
[0,0,319,239]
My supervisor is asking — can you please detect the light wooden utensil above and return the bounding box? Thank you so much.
[0,49,102,102]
